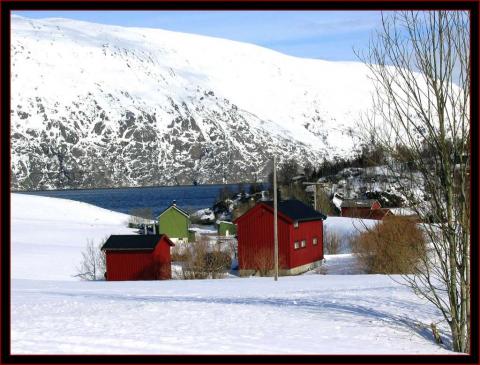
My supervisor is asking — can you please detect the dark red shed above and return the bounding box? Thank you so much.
[340,199,381,218]
[102,235,174,281]
[234,199,327,276]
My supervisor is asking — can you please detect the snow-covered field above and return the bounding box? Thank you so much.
[11,193,136,281]
[10,193,452,354]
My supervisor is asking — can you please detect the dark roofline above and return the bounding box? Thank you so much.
[258,202,295,223]
[156,204,189,219]
[262,200,327,221]
[235,199,326,224]
[233,202,291,225]
[101,234,174,251]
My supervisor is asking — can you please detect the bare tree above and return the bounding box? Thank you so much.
[357,11,470,352]
[315,188,336,215]
[324,231,342,255]
[75,238,107,280]
[278,158,300,186]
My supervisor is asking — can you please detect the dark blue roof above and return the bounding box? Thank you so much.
[262,199,327,222]
[102,234,173,251]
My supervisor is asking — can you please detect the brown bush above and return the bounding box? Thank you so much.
[252,246,274,276]
[171,243,187,262]
[324,231,341,255]
[204,251,232,279]
[242,246,288,277]
[352,217,426,274]
[176,237,232,279]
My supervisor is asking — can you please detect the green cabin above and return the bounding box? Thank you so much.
[157,201,191,243]
[217,221,237,237]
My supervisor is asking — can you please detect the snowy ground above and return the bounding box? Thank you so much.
[10,193,453,354]
[11,193,136,281]
[189,224,217,234]
[12,276,452,355]
[317,254,364,275]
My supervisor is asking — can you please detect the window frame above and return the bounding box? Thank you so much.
[301,239,306,248]
[313,237,318,245]
[294,241,300,250]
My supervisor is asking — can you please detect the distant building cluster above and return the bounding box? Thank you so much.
[101,199,329,281]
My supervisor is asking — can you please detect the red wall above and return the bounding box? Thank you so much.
[342,201,381,217]
[105,237,171,281]
[237,204,323,271]
[341,207,371,217]
[289,220,323,268]
[237,204,290,271]
[371,201,381,210]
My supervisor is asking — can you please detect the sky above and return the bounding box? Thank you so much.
[12,11,384,61]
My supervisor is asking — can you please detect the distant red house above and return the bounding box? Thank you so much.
[102,235,174,281]
[365,208,393,220]
[234,199,327,276]
[340,199,382,218]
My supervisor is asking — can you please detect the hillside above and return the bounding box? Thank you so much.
[11,193,135,280]
[11,15,376,190]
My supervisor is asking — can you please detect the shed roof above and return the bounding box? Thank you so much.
[262,199,327,222]
[156,203,189,219]
[340,199,380,208]
[367,208,392,220]
[101,234,174,251]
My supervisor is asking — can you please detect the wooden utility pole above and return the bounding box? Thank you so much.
[273,155,279,281]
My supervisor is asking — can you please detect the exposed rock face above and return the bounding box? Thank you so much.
[11,15,374,190]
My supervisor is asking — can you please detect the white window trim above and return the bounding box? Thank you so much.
[294,241,300,250]
[301,239,306,248]
[313,237,318,245]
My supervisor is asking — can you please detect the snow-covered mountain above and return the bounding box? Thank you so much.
[11,15,376,190]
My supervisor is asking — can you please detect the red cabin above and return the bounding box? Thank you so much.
[102,234,174,281]
[234,199,327,276]
[340,199,381,218]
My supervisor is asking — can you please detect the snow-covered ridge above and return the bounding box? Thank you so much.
[11,193,135,280]
[11,15,376,189]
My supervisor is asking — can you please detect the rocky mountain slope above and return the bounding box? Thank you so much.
[11,15,376,190]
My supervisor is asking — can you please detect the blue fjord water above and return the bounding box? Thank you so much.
[17,184,255,217]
